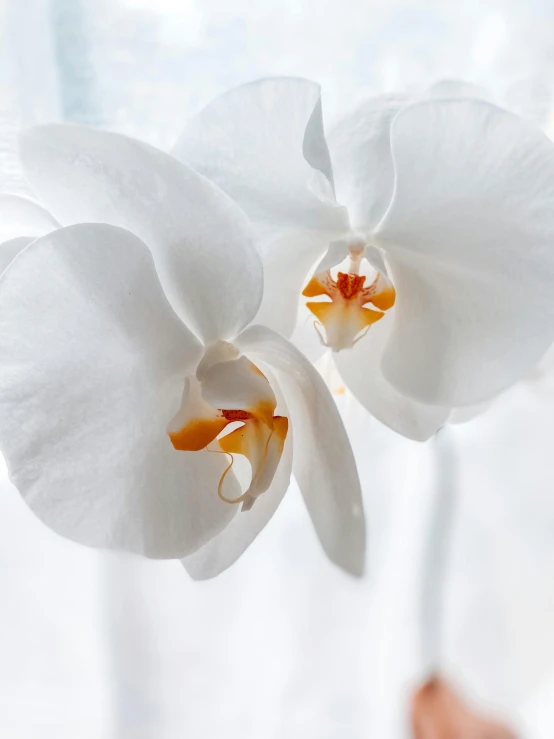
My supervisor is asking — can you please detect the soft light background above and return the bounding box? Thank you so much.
[2,1,554,737]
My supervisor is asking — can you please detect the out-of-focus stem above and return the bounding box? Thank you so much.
[419,427,457,673]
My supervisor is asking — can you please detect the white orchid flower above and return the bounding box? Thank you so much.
[172,77,554,441]
[0,126,365,578]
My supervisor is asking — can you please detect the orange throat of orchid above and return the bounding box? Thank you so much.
[167,353,288,512]
[303,267,396,351]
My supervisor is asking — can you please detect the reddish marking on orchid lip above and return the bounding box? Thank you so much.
[336,272,367,300]
[221,409,253,421]
[303,269,396,310]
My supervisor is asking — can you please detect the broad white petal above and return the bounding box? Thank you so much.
[0,236,34,274]
[0,223,239,557]
[236,325,365,576]
[172,79,349,339]
[19,125,262,342]
[0,193,59,242]
[334,312,450,442]
[254,228,331,337]
[173,77,348,234]
[426,79,492,101]
[377,100,554,406]
[327,95,407,231]
[182,372,293,579]
[537,341,554,373]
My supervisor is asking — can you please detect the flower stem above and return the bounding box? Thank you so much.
[419,427,457,674]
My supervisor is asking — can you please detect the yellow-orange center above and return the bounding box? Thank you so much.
[167,359,289,510]
[302,268,396,351]
[221,409,253,421]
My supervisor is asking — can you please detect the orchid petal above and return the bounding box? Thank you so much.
[19,125,262,342]
[236,325,365,576]
[377,99,554,406]
[253,228,331,337]
[0,223,240,557]
[172,77,348,234]
[334,312,450,441]
[172,79,349,340]
[327,95,407,231]
[0,193,59,242]
[0,236,34,274]
[426,79,492,101]
[313,239,349,275]
[182,373,293,579]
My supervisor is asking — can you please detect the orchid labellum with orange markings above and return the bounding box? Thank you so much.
[173,78,554,441]
[0,127,365,579]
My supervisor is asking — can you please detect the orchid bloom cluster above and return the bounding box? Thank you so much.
[2,77,554,579]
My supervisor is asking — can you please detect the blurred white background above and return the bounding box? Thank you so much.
[3,1,554,737]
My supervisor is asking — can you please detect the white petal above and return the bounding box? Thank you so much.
[426,79,492,101]
[313,239,349,275]
[0,236,34,274]
[254,228,331,337]
[172,77,348,234]
[537,341,554,374]
[0,193,59,242]
[236,325,365,576]
[377,99,554,406]
[327,95,407,231]
[19,125,262,343]
[334,312,450,442]
[0,223,240,557]
[182,371,293,579]
[172,79,349,340]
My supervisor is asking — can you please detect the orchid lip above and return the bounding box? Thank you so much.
[168,353,289,511]
[302,243,396,352]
